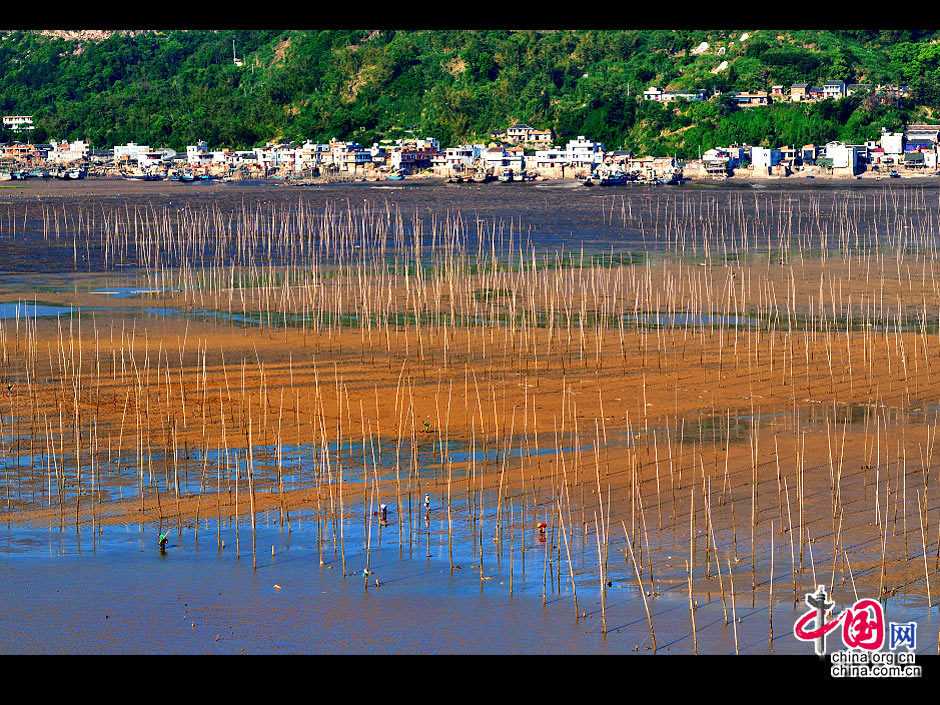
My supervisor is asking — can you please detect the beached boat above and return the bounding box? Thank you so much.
[599,172,629,186]
[58,167,86,180]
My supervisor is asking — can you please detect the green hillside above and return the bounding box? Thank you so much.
[1,29,939,157]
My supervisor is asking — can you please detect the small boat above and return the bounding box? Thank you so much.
[471,170,493,183]
[64,168,86,180]
[29,168,48,179]
[581,177,594,187]
[0,172,11,182]
[599,172,629,186]
[198,174,214,182]
[889,170,901,178]
[498,169,514,183]
[386,172,405,181]
[179,173,196,183]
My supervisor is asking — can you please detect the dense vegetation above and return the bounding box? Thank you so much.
[1,29,939,157]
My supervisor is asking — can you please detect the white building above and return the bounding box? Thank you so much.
[880,129,904,155]
[186,141,209,164]
[504,124,553,145]
[565,136,605,168]
[294,141,330,172]
[114,143,151,163]
[751,147,782,171]
[255,144,299,172]
[2,115,34,132]
[533,148,570,170]
[703,145,746,167]
[822,81,846,100]
[414,137,440,152]
[441,144,483,170]
[643,87,707,103]
[48,140,89,164]
[823,141,860,172]
[482,147,524,174]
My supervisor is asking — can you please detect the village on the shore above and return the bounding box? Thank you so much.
[2,89,939,185]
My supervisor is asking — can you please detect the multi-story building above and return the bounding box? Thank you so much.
[435,145,483,174]
[482,145,524,175]
[186,141,210,164]
[2,115,34,132]
[503,124,553,145]
[48,139,89,164]
[822,80,847,100]
[113,142,151,163]
[565,135,605,169]
[643,87,707,103]
[751,146,782,172]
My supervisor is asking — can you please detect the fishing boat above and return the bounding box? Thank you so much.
[664,171,684,185]
[62,167,86,180]
[599,171,629,186]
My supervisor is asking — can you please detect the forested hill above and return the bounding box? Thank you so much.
[2,29,940,156]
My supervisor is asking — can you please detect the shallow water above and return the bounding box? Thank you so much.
[2,506,935,654]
